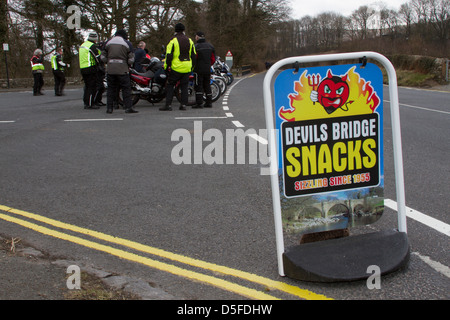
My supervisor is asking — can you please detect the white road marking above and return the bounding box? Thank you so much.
[412,252,450,279]
[232,121,244,128]
[64,118,123,122]
[248,133,268,145]
[225,76,269,146]
[384,199,450,278]
[175,116,228,120]
[385,199,450,237]
[384,100,450,115]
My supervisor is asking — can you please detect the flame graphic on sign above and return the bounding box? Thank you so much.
[279,67,380,121]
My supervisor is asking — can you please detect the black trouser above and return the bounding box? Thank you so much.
[32,72,44,94]
[165,70,189,107]
[194,73,212,106]
[53,70,66,95]
[81,72,97,107]
[107,74,132,110]
[94,71,105,103]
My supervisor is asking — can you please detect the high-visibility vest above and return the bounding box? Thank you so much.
[164,35,196,73]
[51,53,63,71]
[79,41,97,69]
[30,55,45,71]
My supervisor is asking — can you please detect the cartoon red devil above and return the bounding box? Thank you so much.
[310,70,353,114]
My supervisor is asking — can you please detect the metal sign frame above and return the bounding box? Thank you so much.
[263,52,407,276]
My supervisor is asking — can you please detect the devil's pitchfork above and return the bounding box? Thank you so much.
[308,74,320,105]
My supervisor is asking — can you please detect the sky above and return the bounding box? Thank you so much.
[288,0,408,19]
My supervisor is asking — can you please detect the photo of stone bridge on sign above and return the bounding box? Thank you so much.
[282,192,384,237]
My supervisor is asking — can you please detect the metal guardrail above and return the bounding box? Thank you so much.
[241,65,251,76]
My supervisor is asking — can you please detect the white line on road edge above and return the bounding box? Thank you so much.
[0,121,15,123]
[383,100,450,115]
[412,252,450,279]
[385,199,450,237]
[64,119,123,122]
[175,116,228,120]
[399,103,450,114]
[232,121,244,128]
[248,133,268,145]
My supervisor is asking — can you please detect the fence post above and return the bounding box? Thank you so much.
[446,59,449,82]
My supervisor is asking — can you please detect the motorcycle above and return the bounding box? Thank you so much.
[213,57,234,86]
[210,66,227,95]
[126,57,168,105]
[113,57,167,106]
[175,72,221,105]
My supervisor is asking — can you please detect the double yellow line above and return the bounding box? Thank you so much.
[0,204,331,300]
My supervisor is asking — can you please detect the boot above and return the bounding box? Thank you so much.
[204,93,212,108]
[159,105,172,111]
[193,93,203,108]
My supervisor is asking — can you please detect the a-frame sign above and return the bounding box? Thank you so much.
[263,52,410,281]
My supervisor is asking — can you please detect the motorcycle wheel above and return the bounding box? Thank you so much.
[213,76,227,95]
[175,78,222,104]
[175,81,196,105]
[118,90,140,106]
[209,80,221,102]
[226,73,234,85]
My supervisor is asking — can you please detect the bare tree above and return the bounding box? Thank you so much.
[399,2,414,38]
[429,0,450,42]
[350,5,376,40]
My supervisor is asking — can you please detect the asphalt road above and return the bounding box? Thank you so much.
[0,71,448,301]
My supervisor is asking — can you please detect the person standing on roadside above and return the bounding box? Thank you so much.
[101,29,138,114]
[79,32,100,109]
[160,23,196,111]
[193,31,215,108]
[51,47,67,96]
[31,49,45,96]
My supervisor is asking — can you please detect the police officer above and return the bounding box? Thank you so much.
[51,47,67,96]
[30,49,45,96]
[79,32,100,109]
[193,31,216,108]
[160,23,196,111]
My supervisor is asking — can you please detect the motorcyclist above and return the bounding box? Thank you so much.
[193,31,216,108]
[101,29,138,114]
[160,23,196,111]
[79,32,101,109]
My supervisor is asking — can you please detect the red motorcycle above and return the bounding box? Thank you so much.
[120,57,168,105]
[115,59,221,106]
